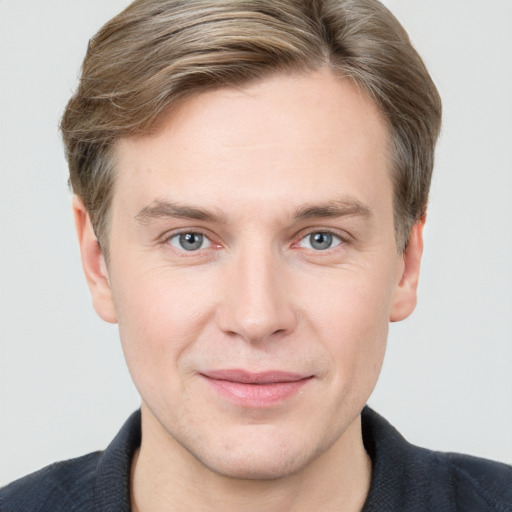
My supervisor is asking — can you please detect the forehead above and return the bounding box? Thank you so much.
[112,68,392,217]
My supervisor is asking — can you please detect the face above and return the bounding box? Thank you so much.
[76,67,423,480]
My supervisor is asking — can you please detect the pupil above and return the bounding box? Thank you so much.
[311,232,332,250]
[180,233,203,251]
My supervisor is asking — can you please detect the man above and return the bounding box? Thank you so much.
[1,0,511,510]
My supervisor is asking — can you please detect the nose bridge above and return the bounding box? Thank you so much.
[217,240,296,342]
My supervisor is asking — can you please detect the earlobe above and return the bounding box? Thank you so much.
[72,195,117,324]
[390,215,425,322]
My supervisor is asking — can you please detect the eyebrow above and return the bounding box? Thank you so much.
[294,198,372,220]
[134,197,372,225]
[135,200,225,224]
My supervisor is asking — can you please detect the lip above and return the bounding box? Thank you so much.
[200,369,313,407]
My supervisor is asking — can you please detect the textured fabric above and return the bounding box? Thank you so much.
[0,411,140,512]
[361,409,512,511]
[1,407,511,511]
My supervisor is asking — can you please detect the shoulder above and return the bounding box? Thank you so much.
[431,450,512,510]
[362,407,512,511]
[0,451,101,512]
[0,411,140,512]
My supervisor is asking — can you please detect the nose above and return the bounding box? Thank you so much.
[216,247,297,344]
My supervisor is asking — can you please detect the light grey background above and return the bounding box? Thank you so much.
[1,0,511,486]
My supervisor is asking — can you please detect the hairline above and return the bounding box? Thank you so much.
[93,67,409,264]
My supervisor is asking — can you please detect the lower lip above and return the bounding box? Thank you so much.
[202,376,311,407]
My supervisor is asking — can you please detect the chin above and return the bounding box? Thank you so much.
[200,447,314,481]
[186,424,330,482]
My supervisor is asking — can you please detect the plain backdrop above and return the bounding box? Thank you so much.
[1,0,511,486]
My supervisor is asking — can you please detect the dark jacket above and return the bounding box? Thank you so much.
[1,408,511,511]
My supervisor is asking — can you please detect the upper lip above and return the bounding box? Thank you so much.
[200,369,311,384]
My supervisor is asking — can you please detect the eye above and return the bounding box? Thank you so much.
[298,231,342,251]
[168,232,211,251]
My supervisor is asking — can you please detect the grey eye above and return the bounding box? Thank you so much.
[169,232,210,251]
[298,232,342,251]
[310,232,333,250]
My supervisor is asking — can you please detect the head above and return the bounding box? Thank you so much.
[64,0,441,483]
[62,0,441,258]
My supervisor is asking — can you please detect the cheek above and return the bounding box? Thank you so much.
[301,264,395,390]
[304,260,396,336]
[111,267,216,388]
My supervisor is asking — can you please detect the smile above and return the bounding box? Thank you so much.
[200,370,313,407]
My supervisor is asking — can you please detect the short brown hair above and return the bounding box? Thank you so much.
[61,0,442,254]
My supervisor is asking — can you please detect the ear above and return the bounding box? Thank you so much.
[72,195,117,323]
[390,215,425,322]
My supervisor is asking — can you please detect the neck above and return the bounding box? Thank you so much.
[131,407,372,512]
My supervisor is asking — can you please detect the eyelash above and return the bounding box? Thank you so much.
[162,229,347,254]
[294,230,344,251]
[164,230,216,253]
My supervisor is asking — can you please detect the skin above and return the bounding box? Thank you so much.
[74,67,424,511]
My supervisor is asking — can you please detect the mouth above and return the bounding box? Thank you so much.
[199,369,313,407]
